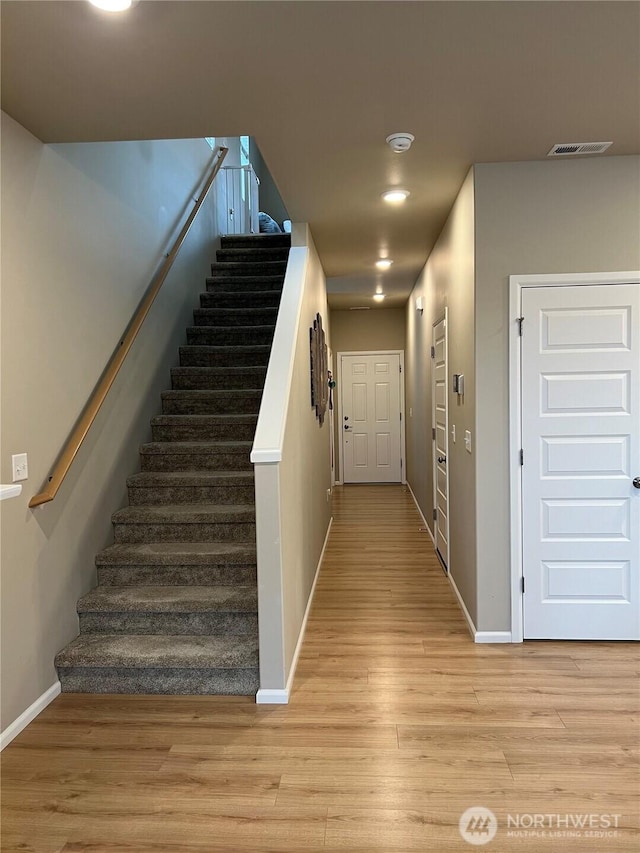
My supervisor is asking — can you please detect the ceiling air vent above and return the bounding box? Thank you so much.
[548,142,612,157]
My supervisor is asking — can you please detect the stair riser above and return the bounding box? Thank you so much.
[209,262,287,277]
[186,327,274,346]
[193,309,278,327]
[179,346,270,367]
[140,452,253,472]
[79,611,258,636]
[127,485,255,505]
[221,234,291,250]
[171,369,266,390]
[161,393,261,415]
[200,291,281,309]
[114,522,256,544]
[97,565,257,587]
[151,423,256,442]
[216,248,289,263]
[206,277,283,293]
[58,667,259,695]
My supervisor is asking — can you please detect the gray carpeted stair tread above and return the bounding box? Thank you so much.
[140,440,253,454]
[128,470,255,487]
[150,414,258,427]
[206,275,284,292]
[78,585,257,613]
[209,261,287,277]
[170,367,266,391]
[112,504,255,525]
[160,390,261,415]
[221,233,291,249]
[55,634,258,669]
[216,247,289,263]
[193,308,278,326]
[162,389,263,399]
[185,325,275,347]
[179,345,271,367]
[200,291,281,308]
[96,541,256,566]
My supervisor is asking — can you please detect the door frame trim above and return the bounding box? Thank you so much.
[431,310,450,572]
[508,271,640,643]
[337,350,406,485]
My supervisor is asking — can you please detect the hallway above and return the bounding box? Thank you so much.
[1,485,638,851]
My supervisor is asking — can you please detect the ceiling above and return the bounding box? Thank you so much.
[2,1,639,309]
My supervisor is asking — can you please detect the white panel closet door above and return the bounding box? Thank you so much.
[521,282,640,640]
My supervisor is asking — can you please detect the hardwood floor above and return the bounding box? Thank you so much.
[2,484,638,851]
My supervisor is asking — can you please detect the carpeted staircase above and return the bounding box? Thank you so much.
[55,232,291,694]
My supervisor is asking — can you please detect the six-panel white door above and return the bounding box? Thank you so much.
[341,354,402,483]
[521,283,640,640]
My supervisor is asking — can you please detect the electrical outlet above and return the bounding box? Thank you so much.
[12,453,28,482]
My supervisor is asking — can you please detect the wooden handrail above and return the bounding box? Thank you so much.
[29,146,228,508]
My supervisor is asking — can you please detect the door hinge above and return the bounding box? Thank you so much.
[432,427,436,440]
[521,576,525,594]
[520,449,524,466]
[517,317,524,336]
[433,508,437,521]
[430,345,435,358]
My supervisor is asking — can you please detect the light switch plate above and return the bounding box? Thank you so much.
[451,424,456,443]
[12,453,28,482]
[464,430,472,454]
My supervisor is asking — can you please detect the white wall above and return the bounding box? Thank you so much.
[0,113,228,732]
[253,225,331,699]
[474,155,640,632]
[405,170,477,622]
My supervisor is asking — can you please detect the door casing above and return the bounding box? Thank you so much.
[508,271,640,643]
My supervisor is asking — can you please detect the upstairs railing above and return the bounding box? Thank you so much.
[29,146,228,508]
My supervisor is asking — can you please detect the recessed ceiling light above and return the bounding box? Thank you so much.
[382,190,410,204]
[375,259,393,270]
[88,0,133,12]
[373,294,386,302]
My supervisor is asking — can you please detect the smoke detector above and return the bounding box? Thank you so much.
[386,133,415,153]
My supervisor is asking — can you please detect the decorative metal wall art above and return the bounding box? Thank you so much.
[309,312,328,425]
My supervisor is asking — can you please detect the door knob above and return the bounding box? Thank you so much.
[437,456,446,464]
[344,425,352,431]
[633,477,640,489]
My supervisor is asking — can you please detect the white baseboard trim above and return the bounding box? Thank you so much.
[447,570,476,640]
[255,688,289,704]
[448,572,513,643]
[256,516,333,705]
[1,680,61,751]
[406,481,435,546]
[475,631,513,643]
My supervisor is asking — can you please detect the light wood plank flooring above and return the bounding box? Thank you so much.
[2,484,638,851]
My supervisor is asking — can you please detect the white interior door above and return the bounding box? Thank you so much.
[521,282,640,640]
[432,315,449,570]
[341,353,402,483]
